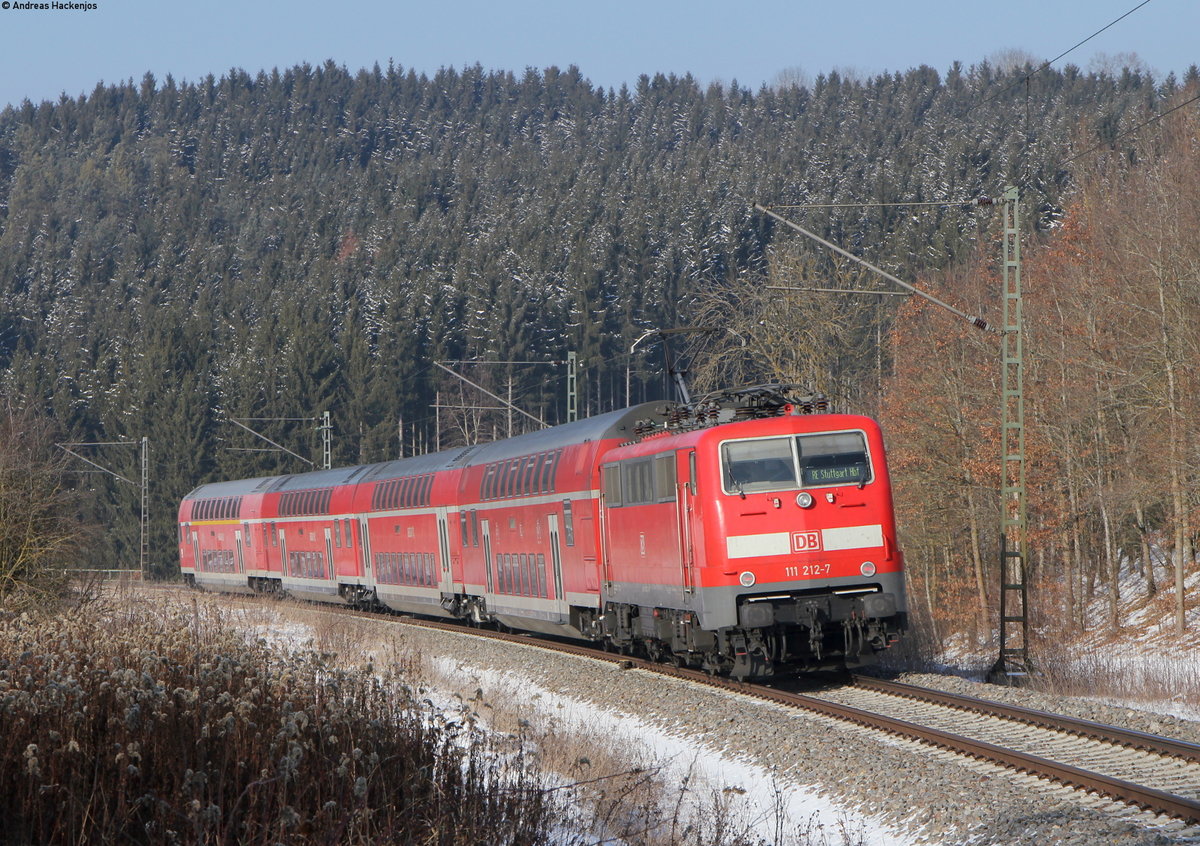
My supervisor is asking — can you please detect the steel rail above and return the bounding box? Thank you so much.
[851,674,1200,764]
[175,591,1200,826]
[758,689,1200,825]
[394,616,1200,824]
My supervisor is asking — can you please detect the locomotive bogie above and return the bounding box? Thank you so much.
[180,401,907,678]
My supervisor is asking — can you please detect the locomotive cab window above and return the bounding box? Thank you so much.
[721,438,797,494]
[720,431,872,494]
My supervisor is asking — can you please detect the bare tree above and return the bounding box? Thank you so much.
[1088,51,1152,77]
[1083,119,1200,634]
[689,249,883,410]
[986,48,1043,73]
[882,257,1000,639]
[0,399,86,609]
[771,65,811,91]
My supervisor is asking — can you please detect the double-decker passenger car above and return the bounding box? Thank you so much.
[180,394,906,677]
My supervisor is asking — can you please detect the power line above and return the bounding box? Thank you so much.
[1055,90,1200,169]
[432,362,547,429]
[227,418,314,467]
[988,0,1159,190]
[766,286,910,296]
[1040,0,1152,68]
[754,203,993,332]
[958,0,1154,124]
[769,1,1157,214]
[439,359,572,366]
[769,200,978,210]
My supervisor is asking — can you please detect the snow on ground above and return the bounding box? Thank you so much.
[240,609,914,843]
[1080,662,1200,715]
[1046,562,1200,720]
[433,657,916,846]
[1119,562,1200,634]
[1051,647,1200,721]
[248,619,314,650]
[928,559,1200,722]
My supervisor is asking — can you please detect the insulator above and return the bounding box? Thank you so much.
[634,420,660,437]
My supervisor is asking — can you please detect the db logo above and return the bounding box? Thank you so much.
[792,531,822,553]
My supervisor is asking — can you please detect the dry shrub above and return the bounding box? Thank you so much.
[0,401,90,612]
[1029,637,1200,713]
[0,599,558,845]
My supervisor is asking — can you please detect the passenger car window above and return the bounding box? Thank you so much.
[655,453,676,502]
[603,465,622,506]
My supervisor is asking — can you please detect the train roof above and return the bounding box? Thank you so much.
[184,402,672,501]
[441,401,669,466]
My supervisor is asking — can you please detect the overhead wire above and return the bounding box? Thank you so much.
[767,0,1159,212]
[369,5,1173,425]
[769,200,979,210]
[215,6,1172,450]
[1055,89,1200,169]
[953,0,1155,128]
[746,3,1167,354]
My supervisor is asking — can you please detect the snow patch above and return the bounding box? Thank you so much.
[432,657,914,846]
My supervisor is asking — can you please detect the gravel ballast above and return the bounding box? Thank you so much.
[380,621,1197,845]
[891,671,1200,748]
[222,594,1198,846]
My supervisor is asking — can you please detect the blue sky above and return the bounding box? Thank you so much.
[0,0,1195,110]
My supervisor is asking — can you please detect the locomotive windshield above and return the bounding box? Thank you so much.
[721,431,872,494]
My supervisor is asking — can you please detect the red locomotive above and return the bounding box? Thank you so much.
[179,389,906,678]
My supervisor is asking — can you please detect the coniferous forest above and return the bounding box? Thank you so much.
[1,57,1197,640]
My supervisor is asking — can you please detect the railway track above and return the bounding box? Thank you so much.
[815,676,1200,825]
[390,614,1200,828]
[175,587,1199,831]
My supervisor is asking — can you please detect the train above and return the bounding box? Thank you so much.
[178,388,907,678]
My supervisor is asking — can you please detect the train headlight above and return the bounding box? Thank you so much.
[739,571,756,587]
[860,561,877,577]
[795,492,814,509]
